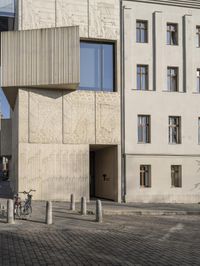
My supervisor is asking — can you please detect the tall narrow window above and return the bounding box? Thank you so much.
[198,118,200,144]
[196,26,200,47]
[136,20,148,43]
[80,42,115,91]
[167,23,178,45]
[167,67,178,91]
[169,116,181,144]
[140,165,151,187]
[138,115,151,143]
[171,165,182,188]
[197,69,200,92]
[137,65,148,90]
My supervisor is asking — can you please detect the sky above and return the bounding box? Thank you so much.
[0,88,10,118]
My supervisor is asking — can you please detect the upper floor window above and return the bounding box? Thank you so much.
[80,42,115,92]
[136,20,148,43]
[196,26,200,47]
[197,69,200,92]
[171,165,182,188]
[137,65,148,90]
[140,165,151,188]
[167,67,178,92]
[167,23,178,45]
[138,115,151,143]
[169,116,181,144]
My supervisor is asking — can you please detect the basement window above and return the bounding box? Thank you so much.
[80,42,115,92]
[171,165,182,188]
[140,165,151,188]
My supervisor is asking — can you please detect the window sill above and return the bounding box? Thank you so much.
[192,92,200,94]
[137,142,151,144]
[132,89,155,92]
[162,90,185,93]
[168,143,182,145]
[140,186,151,189]
[171,186,182,188]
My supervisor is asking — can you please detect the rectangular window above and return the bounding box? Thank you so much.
[140,165,151,187]
[80,42,115,91]
[137,65,148,90]
[138,115,151,143]
[136,20,148,43]
[169,116,181,144]
[167,23,178,45]
[167,67,178,91]
[171,165,182,188]
[196,26,200,48]
[197,69,200,92]
[198,118,200,144]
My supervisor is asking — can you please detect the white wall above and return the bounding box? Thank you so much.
[124,1,200,203]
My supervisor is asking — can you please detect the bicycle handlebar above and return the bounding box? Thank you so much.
[19,189,36,194]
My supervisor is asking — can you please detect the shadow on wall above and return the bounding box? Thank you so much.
[30,88,73,99]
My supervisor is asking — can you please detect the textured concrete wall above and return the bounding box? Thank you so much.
[1,26,80,89]
[17,89,120,200]
[12,0,121,201]
[19,89,120,145]
[18,143,89,201]
[0,119,12,156]
[18,0,120,40]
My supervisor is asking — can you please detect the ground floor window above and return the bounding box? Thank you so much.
[140,165,151,187]
[171,165,182,188]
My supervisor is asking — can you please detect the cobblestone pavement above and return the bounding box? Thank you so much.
[0,201,200,265]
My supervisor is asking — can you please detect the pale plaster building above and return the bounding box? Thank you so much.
[1,0,200,203]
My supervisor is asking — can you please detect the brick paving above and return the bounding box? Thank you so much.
[0,201,199,265]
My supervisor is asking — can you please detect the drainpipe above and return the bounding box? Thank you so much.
[120,0,126,203]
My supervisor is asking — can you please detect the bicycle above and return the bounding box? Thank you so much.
[14,189,36,219]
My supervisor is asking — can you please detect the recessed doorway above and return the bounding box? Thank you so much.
[90,145,118,201]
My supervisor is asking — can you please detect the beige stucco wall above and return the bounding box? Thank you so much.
[124,1,200,203]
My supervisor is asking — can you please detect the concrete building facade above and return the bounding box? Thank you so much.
[1,0,200,203]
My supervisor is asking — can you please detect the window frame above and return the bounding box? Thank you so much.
[79,41,116,92]
[136,20,148,43]
[167,67,179,92]
[167,23,178,46]
[171,165,182,188]
[140,165,151,188]
[198,118,200,145]
[196,26,200,48]
[168,116,181,144]
[197,69,200,93]
[137,65,149,91]
[138,115,151,144]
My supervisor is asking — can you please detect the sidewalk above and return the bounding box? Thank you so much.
[36,200,200,217]
[0,199,200,221]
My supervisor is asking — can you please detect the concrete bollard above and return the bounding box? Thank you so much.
[7,199,14,224]
[96,200,103,223]
[45,201,52,225]
[70,194,75,211]
[81,197,87,215]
